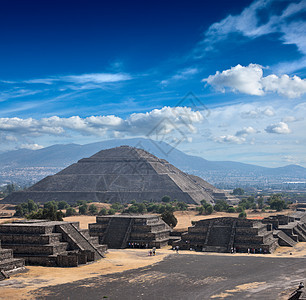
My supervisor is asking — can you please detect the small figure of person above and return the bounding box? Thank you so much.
[248,248,250,254]
[149,250,152,256]
[152,247,156,256]
[176,245,179,254]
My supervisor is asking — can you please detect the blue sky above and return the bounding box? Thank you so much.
[1,0,306,167]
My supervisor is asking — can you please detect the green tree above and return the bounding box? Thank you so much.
[232,188,244,195]
[65,207,77,217]
[238,211,247,219]
[88,204,98,215]
[227,206,236,213]
[161,211,177,228]
[98,207,108,215]
[161,195,171,203]
[58,201,69,210]
[108,208,116,215]
[27,199,38,212]
[257,196,264,209]
[79,204,88,215]
[205,204,213,215]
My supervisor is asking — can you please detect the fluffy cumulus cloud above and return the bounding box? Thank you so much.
[265,122,291,134]
[0,107,203,143]
[203,64,306,98]
[235,126,257,137]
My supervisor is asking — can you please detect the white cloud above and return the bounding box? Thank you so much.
[24,72,132,87]
[265,122,291,134]
[200,0,306,54]
[62,73,131,84]
[161,67,199,85]
[282,116,298,123]
[241,107,275,119]
[203,64,264,95]
[214,135,246,144]
[0,106,203,139]
[203,64,306,98]
[235,126,257,137]
[20,143,44,150]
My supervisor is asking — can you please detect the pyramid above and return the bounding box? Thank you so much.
[4,146,223,205]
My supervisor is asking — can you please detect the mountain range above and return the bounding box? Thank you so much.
[1,138,306,188]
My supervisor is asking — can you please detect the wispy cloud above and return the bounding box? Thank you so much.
[161,67,199,86]
[25,72,132,85]
[194,0,306,73]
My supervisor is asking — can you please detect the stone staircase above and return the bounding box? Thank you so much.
[102,217,132,248]
[0,220,107,267]
[0,241,25,279]
[274,230,297,247]
[56,223,105,260]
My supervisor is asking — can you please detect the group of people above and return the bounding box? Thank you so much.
[127,242,149,249]
[149,247,156,256]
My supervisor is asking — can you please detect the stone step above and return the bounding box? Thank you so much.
[276,231,297,247]
[2,242,69,255]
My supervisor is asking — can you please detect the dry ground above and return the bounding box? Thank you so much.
[1,244,306,300]
[0,204,300,299]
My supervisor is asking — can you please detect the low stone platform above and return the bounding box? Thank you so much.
[0,220,107,267]
[89,215,171,249]
[0,240,25,280]
[175,217,279,253]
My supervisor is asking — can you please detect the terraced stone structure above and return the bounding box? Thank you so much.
[263,210,306,247]
[0,240,25,280]
[89,215,171,249]
[0,220,107,267]
[4,145,234,205]
[176,217,279,253]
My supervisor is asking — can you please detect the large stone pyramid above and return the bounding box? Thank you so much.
[4,146,223,205]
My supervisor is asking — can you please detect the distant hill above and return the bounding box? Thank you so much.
[0,138,306,187]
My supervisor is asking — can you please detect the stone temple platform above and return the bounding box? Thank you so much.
[175,217,279,253]
[0,240,25,280]
[89,215,171,249]
[0,220,107,267]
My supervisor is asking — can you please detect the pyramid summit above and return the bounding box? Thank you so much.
[4,145,230,205]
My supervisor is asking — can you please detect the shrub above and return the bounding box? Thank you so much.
[238,211,247,219]
[161,195,171,203]
[88,204,98,215]
[79,204,88,215]
[108,208,116,215]
[65,207,77,217]
[161,211,177,228]
[227,207,236,213]
[58,201,69,210]
[99,207,108,215]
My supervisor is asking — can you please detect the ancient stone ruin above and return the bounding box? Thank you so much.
[89,215,171,249]
[175,217,279,253]
[0,240,25,280]
[0,220,107,267]
[4,145,236,205]
[263,210,306,247]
